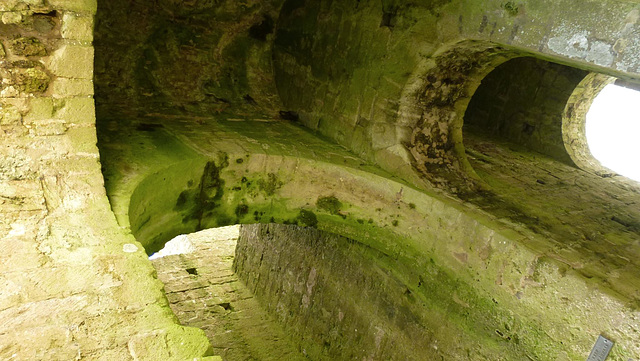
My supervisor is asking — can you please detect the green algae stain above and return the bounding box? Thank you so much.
[174,190,190,210]
[258,173,282,196]
[297,209,318,227]
[501,2,519,16]
[181,154,230,227]
[235,204,249,218]
[316,195,342,215]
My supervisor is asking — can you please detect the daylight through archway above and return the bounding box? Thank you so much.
[586,83,640,182]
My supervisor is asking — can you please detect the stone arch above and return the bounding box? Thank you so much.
[124,150,418,256]
[404,40,520,192]
[562,73,617,176]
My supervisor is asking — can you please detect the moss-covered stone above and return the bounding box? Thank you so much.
[297,209,318,227]
[15,67,50,93]
[11,37,47,56]
[316,195,342,215]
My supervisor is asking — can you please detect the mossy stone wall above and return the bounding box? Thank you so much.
[0,1,215,359]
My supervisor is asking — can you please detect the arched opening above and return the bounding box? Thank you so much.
[562,74,640,183]
[585,83,640,182]
[461,56,640,295]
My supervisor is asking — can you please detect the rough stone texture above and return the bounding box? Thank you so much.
[100,114,640,359]
[94,0,284,119]
[234,223,523,360]
[0,2,215,360]
[562,72,618,176]
[151,226,305,361]
[271,0,640,193]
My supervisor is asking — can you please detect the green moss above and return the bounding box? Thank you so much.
[17,68,50,93]
[11,37,47,56]
[501,2,519,16]
[258,173,282,196]
[297,209,318,227]
[235,204,249,218]
[174,190,190,210]
[316,195,342,215]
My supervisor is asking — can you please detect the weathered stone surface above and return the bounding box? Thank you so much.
[47,45,94,79]
[10,37,47,57]
[47,0,97,13]
[94,0,284,118]
[51,78,94,97]
[61,13,93,41]
[2,0,640,359]
[1,12,23,25]
[151,226,305,361]
[0,1,215,359]
[464,57,587,164]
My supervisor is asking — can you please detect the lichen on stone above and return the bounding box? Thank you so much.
[316,195,342,215]
[11,37,47,57]
[16,67,50,93]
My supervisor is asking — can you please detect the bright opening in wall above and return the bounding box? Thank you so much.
[586,83,640,182]
[148,225,240,260]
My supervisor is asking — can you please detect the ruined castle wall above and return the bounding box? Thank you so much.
[233,223,471,360]
[233,223,556,360]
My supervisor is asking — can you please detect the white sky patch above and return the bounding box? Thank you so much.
[148,234,195,260]
[586,83,640,182]
[148,225,240,260]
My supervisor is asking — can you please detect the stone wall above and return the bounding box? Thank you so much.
[272,0,640,192]
[234,223,567,360]
[234,223,461,360]
[151,226,306,361]
[0,1,214,359]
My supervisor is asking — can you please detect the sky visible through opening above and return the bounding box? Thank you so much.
[586,83,640,182]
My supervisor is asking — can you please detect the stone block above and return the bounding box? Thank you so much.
[51,77,94,97]
[10,37,47,57]
[1,12,23,24]
[0,103,22,125]
[47,0,97,13]
[32,119,67,136]
[24,97,54,122]
[15,67,50,93]
[61,13,93,41]
[66,126,98,154]
[46,45,93,79]
[0,1,20,11]
[54,97,95,124]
